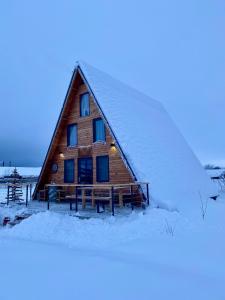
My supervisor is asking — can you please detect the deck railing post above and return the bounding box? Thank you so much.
[130,185,134,210]
[69,188,72,211]
[111,186,115,216]
[26,184,28,207]
[146,183,150,206]
[75,186,78,212]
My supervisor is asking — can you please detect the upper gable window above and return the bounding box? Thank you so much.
[80,93,90,117]
[67,124,77,147]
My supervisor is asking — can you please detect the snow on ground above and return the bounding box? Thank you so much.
[0,187,224,299]
[0,166,41,177]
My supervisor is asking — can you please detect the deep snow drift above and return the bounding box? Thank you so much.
[0,189,224,300]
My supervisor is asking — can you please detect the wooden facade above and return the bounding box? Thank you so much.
[34,69,135,199]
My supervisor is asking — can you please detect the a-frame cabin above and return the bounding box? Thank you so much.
[34,61,216,213]
[33,62,144,211]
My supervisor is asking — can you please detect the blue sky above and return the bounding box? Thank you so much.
[0,0,225,167]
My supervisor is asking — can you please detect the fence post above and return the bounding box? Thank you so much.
[26,185,28,207]
[111,186,115,216]
[146,183,150,206]
[7,185,9,205]
[29,184,32,200]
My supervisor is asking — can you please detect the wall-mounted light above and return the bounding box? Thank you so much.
[59,152,64,159]
[110,142,117,153]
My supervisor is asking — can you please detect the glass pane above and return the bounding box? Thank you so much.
[80,93,90,117]
[94,119,105,142]
[97,156,109,182]
[67,124,77,146]
[78,158,93,184]
[64,159,74,183]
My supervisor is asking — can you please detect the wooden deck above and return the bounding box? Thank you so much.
[36,182,150,216]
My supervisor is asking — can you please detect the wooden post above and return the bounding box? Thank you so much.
[7,185,9,205]
[111,186,115,216]
[91,188,95,207]
[119,189,123,207]
[130,185,134,210]
[29,184,32,200]
[70,197,72,211]
[75,186,78,212]
[26,185,28,207]
[146,183,150,206]
[82,188,85,209]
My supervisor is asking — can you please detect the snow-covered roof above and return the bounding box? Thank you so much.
[78,61,217,212]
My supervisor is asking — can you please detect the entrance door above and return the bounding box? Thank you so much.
[78,157,93,184]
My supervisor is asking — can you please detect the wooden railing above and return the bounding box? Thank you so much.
[38,182,150,216]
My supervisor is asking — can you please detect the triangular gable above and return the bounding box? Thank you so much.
[34,67,136,198]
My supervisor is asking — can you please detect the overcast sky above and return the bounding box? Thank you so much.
[0,0,225,167]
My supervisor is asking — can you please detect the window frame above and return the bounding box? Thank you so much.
[80,92,90,117]
[93,118,106,143]
[96,155,109,182]
[64,159,75,183]
[67,123,78,147]
[78,157,93,184]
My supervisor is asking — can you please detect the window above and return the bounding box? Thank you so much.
[96,155,109,182]
[93,118,106,142]
[67,124,77,147]
[80,93,90,117]
[78,157,93,184]
[64,159,74,183]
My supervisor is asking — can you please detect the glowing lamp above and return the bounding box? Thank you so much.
[59,152,64,158]
[110,142,117,152]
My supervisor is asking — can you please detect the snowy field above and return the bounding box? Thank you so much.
[0,166,41,178]
[0,185,224,299]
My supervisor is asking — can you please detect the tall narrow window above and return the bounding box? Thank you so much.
[80,93,90,117]
[93,118,106,142]
[96,155,109,182]
[64,159,74,183]
[67,124,77,147]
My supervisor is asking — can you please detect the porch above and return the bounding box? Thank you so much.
[37,182,150,216]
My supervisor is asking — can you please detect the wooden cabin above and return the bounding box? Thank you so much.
[33,62,149,213]
[33,61,216,213]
